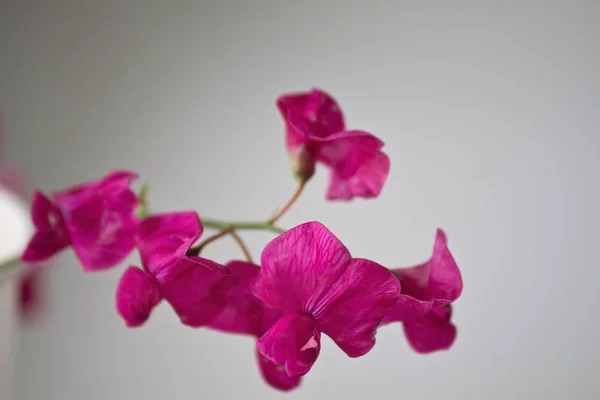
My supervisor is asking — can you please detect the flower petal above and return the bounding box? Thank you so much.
[277,88,345,153]
[136,212,202,280]
[115,266,162,327]
[314,258,400,357]
[326,150,390,201]
[314,130,384,179]
[57,171,140,271]
[209,261,278,336]
[254,221,351,314]
[21,191,70,263]
[160,256,238,328]
[53,170,138,213]
[381,294,433,324]
[403,305,457,354]
[394,229,463,306]
[256,313,321,377]
[256,350,302,392]
[17,267,46,321]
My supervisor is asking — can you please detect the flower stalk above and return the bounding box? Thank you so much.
[202,218,286,234]
[268,181,306,225]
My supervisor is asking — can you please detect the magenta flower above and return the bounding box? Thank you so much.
[382,229,463,353]
[252,221,400,377]
[208,261,302,391]
[277,88,390,200]
[17,266,47,322]
[116,212,237,328]
[21,170,140,271]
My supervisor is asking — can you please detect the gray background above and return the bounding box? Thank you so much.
[1,1,599,399]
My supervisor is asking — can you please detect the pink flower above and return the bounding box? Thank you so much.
[252,221,400,377]
[382,229,463,353]
[17,266,47,322]
[277,88,390,200]
[21,170,140,271]
[208,261,301,391]
[116,212,237,328]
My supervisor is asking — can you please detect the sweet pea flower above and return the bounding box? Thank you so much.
[208,261,302,391]
[17,266,47,322]
[277,88,390,200]
[252,221,400,377]
[116,211,237,328]
[382,229,463,353]
[21,170,139,271]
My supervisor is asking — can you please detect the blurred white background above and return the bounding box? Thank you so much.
[1,1,599,399]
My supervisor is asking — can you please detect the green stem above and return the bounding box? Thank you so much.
[0,256,20,273]
[202,218,286,234]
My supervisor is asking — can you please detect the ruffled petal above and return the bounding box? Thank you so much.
[160,256,238,328]
[115,266,162,327]
[254,221,351,314]
[394,229,463,306]
[277,88,345,153]
[209,261,277,336]
[21,191,70,263]
[314,130,384,178]
[256,350,302,392]
[381,294,432,324]
[256,313,321,377]
[403,305,457,354]
[326,150,390,201]
[314,258,400,357]
[136,212,203,280]
[57,171,139,271]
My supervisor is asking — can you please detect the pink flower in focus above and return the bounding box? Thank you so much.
[116,212,237,328]
[277,88,390,200]
[209,261,301,391]
[382,229,463,353]
[21,170,140,271]
[252,221,400,378]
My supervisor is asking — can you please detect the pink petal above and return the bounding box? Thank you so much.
[55,171,140,271]
[17,267,46,321]
[160,256,238,328]
[403,305,457,354]
[326,150,390,201]
[209,261,277,336]
[314,130,384,178]
[21,191,70,263]
[53,170,138,212]
[116,266,162,328]
[277,88,345,153]
[253,221,352,315]
[381,294,433,325]
[256,350,302,392]
[394,229,463,306]
[256,313,321,378]
[314,258,400,357]
[97,170,138,189]
[136,212,203,280]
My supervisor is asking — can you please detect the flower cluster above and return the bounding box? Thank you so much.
[18,88,463,392]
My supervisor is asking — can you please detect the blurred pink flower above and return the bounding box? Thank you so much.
[277,88,390,200]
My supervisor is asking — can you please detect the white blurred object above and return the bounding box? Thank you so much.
[0,185,33,400]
